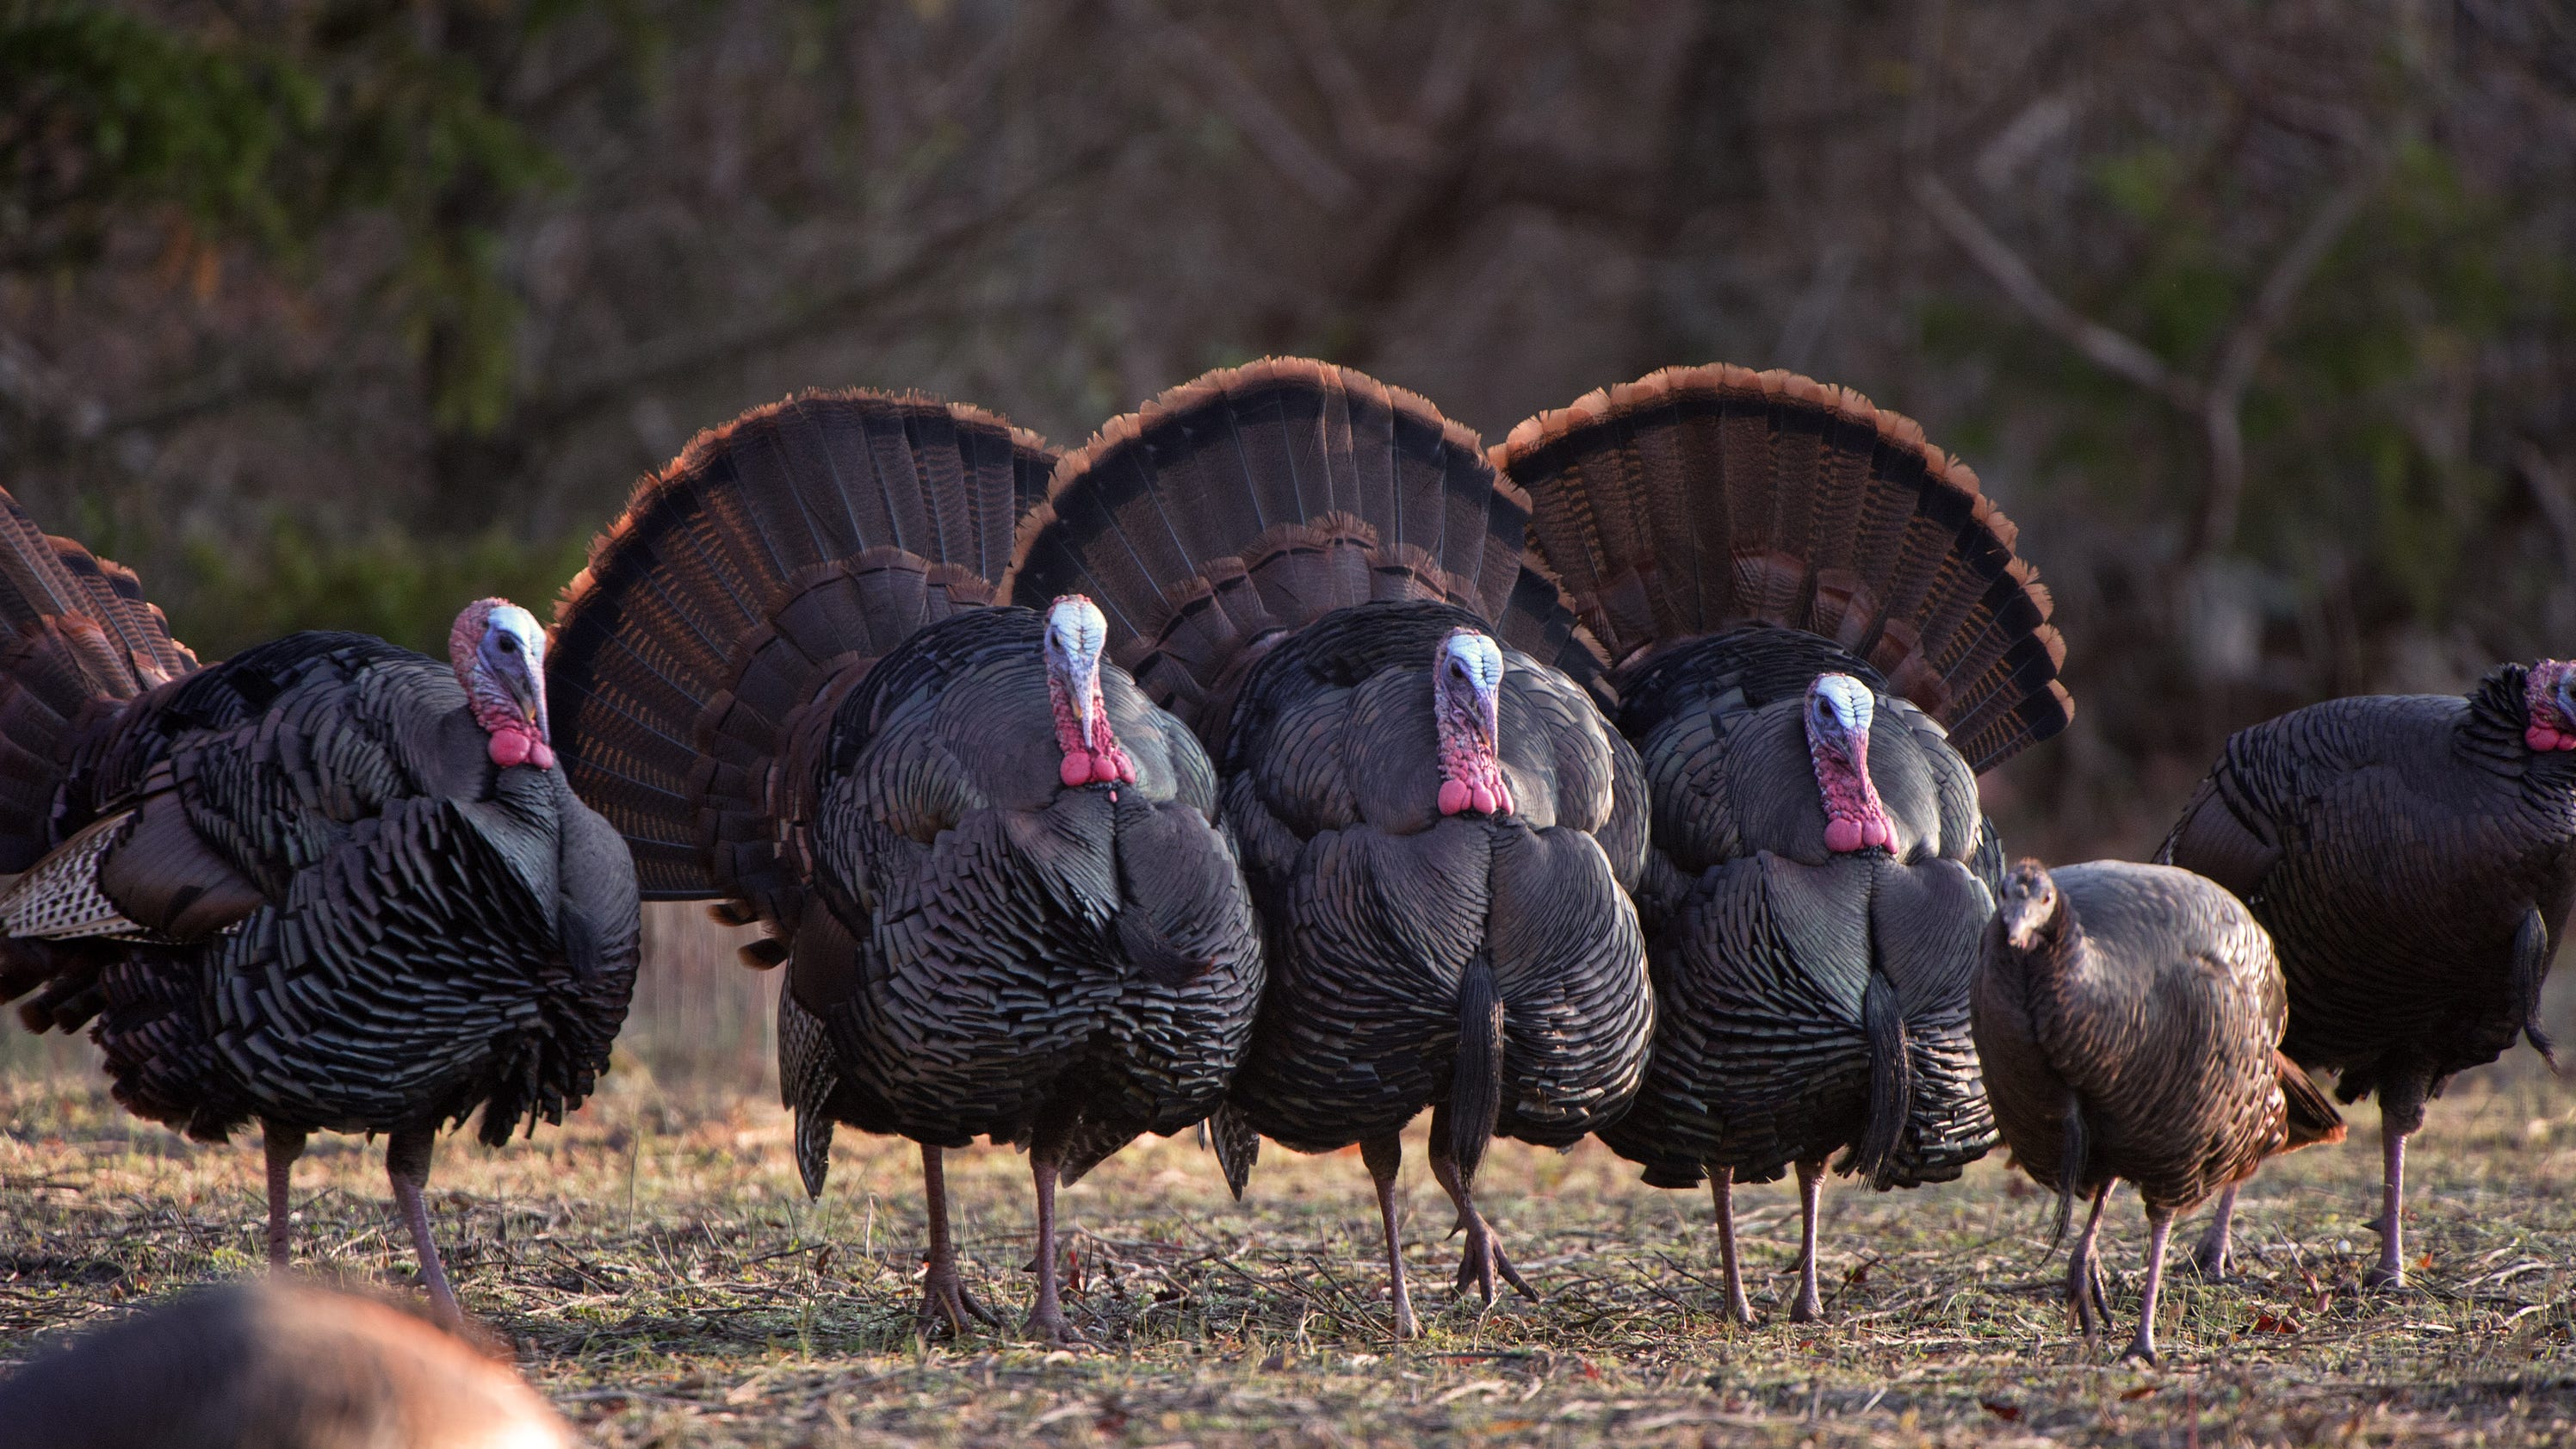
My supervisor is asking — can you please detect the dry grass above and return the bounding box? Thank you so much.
[3,1052,2573,1448]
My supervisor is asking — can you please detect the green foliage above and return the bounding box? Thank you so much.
[164,517,590,661]
[0,3,316,267]
[0,2,600,432]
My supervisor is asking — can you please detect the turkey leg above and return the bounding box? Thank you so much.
[1025,1113,1084,1345]
[919,1143,1000,1337]
[1709,1166,1756,1326]
[1360,1134,1419,1341]
[1788,1159,1826,1323]
[1426,1114,1534,1306]
[2366,1118,2411,1289]
[263,1121,307,1269]
[386,1127,461,1330]
[2190,1182,2239,1279]
[2121,1205,2173,1365]
[2065,1182,2112,1338]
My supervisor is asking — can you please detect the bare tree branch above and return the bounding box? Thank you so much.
[1916,152,2381,560]
[2194,161,2379,556]
[1113,0,1360,211]
[1910,172,2201,408]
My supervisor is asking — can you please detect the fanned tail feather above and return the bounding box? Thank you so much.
[0,487,195,875]
[1495,364,2071,771]
[547,391,1056,922]
[1004,358,1606,732]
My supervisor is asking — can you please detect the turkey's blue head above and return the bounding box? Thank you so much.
[1044,594,1134,789]
[2525,660,2576,753]
[1997,858,2062,953]
[1805,673,1892,854]
[452,598,554,771]
[1434,628,1514,817]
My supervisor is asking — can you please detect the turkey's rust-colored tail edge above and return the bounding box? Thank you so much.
[547,389,1059,912]
[1494,362,2071,771]
[0,486,196,877]
[1001,357,1609,728]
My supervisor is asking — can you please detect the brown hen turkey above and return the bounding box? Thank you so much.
[1495,365,2068,1322]
[1006,359,1652,1339]
[546,392,1260,1342]
[0,492,638,1330]
[1977,859,2344,1363]
[2158,662,2575,1288]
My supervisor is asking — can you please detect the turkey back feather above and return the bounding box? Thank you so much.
[0,487,196,874]
[1496,364,2071,771]
[548,392,1056,920]
[1005,357,1605,734]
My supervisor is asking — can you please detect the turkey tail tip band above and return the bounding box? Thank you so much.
[1002,356,1609,727]
[1495,362,2073,772]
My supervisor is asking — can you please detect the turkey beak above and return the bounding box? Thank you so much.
[1068,653,1103,748]
[1474,678,1502,758]
[505,655,551,742]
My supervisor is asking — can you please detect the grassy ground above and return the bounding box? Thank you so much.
[3,1061,2572,1447]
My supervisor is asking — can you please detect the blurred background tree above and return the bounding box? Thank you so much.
[3,0,2572,860]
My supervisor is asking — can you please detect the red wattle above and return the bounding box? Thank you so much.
[1439,780,1472,815]
[2561,736,2576,752]
[1089,752,1121,783]
[1861,817,1892,848]
[1061,752,1093,787]
[1824,817,1865,853]
[2531,726,2563,752]
[488,730,532,768]
[1118,758,1137,783]
[529,740,556,771]
[1470,783,1499,815]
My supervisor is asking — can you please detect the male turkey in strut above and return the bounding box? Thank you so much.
[546,391,1260,1343]
[1975,859,2345,1364]
[2158,661,2576,1288]
[0,492,639,1329]
[1495,364,2071,1323]
[1006,359,1652,1339]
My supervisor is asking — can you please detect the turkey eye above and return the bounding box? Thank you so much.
[498,636,517,653]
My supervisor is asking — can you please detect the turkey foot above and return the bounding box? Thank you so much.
[2065,1183,2113,1339]
[1710,1167,1757,1327]
[1361,1135,1420,1341]
[917,1144,1000,1339]
[2118,1208,2174,1366]
[387,1127,462,1331]
[2362,1122,2411,1291]
[1025,1116,1087,1346]
[1428,1136,1535,1307]
[1788,1159,1827,1324]
[2188,1182,2239,1280]
[263,1121,307,1270]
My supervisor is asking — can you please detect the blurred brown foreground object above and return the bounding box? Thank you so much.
[0,1279,573,1449]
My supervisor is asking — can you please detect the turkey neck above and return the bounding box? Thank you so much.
[2465,666,2576,802]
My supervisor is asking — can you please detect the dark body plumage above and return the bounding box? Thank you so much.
[2159,664,2574,1287]
[1976,859,2343,1362]
[0,492,638,1328]
[1006,359,1651,1336]
[546,391,1260,1341]
[1496,364,2072,1322]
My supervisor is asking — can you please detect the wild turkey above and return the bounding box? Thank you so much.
[0,1279,575,1448]
[545,390,1260,1343]
[2158,662,2574,1288]
[1976,859,2345,1363]
[1005,358,1652,1338]
[0,492,638,1330]
[1494,364,2071,1323]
